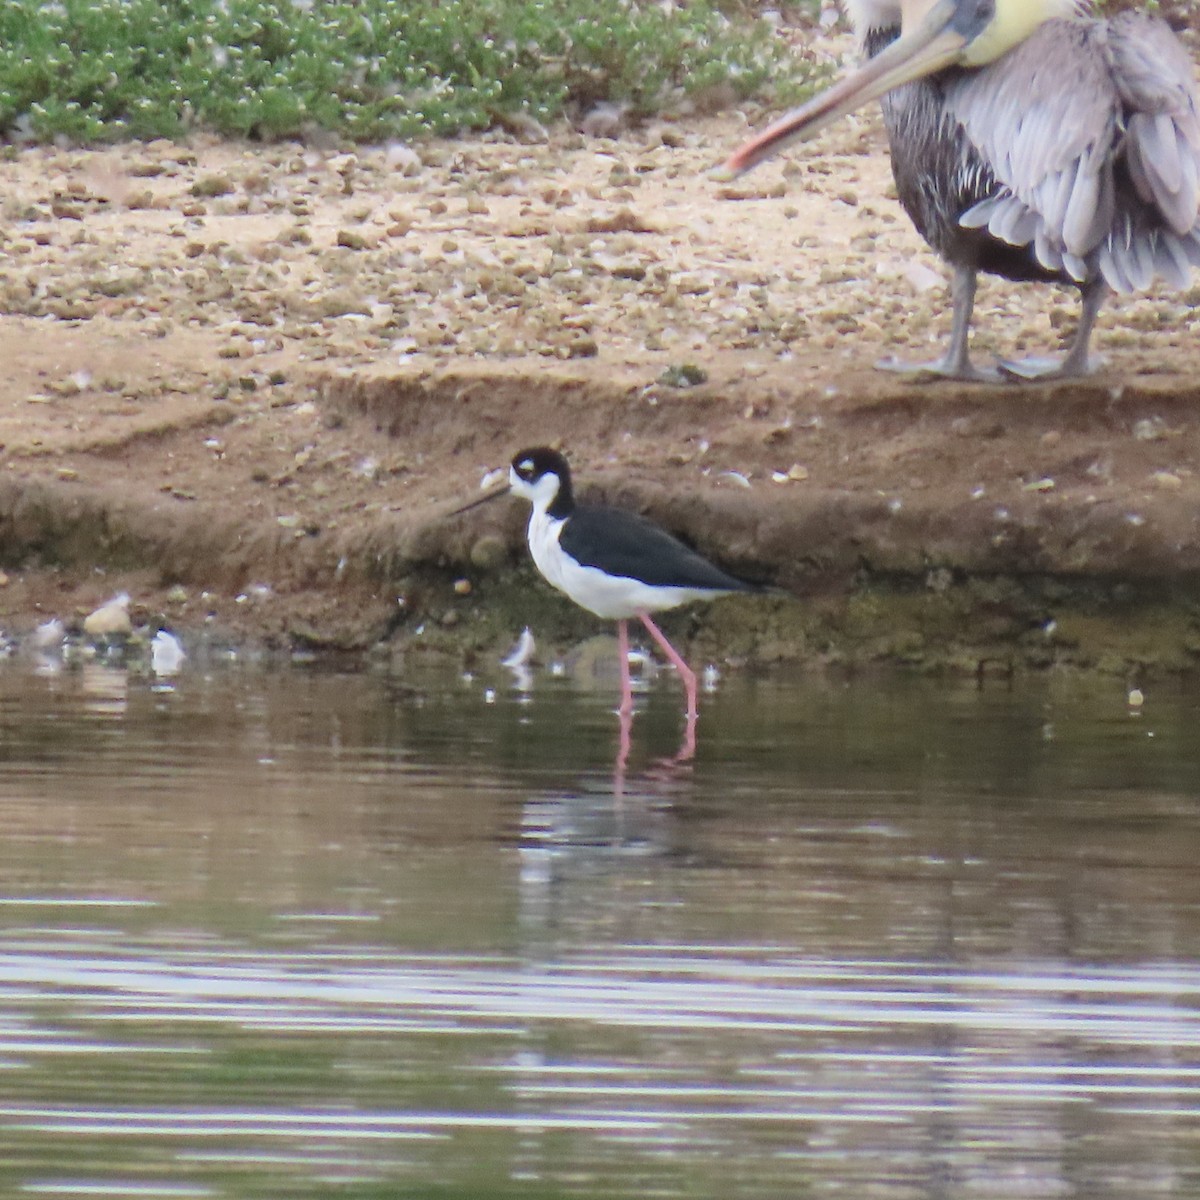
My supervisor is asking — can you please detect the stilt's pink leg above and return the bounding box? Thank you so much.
[638,612,698,722]
[676,709,696,763]
[613,704,632,801]
[616,619,634,718]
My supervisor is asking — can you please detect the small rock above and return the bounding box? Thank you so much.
[1133,417,1173,442]
[469,534,508,571]
[191,174,233,198]
[1151,470,1183,490]
[562,335,599,359]
[84,593,132,638]
[718,470,753,490]
[453,578,472,596]
[903,262,942,294]
[658,363,708,388]
[715,180,787,201]
[582,206,658,234]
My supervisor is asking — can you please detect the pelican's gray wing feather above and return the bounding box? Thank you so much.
[1106,12,1200,237]
[950,22,1120,278]
[949,16,1200,293]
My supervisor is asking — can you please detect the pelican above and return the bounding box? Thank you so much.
[719,0,1200,381]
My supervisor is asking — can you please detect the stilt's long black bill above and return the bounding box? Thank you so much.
[449,485,509,517]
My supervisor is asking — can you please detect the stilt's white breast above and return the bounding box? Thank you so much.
[526,509,721,620]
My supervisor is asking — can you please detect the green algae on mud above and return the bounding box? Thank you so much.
[382,559,1200,680]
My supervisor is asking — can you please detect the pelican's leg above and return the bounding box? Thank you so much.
[637,612,699,723]
[877,264,1001,384]
[998,279,1109,381]
[616,619,634,718]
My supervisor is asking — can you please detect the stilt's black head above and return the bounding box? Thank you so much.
[510,447,574,518]
[450,446,577,519]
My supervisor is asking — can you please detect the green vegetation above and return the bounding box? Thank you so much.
[0,0,815,144]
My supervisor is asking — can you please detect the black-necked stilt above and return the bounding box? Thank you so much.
[454,446,760,724]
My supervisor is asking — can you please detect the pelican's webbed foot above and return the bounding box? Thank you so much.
[874,265,1005,383]
[998,279,1109,382]
[875,353,1003,385]
[996,351,1106,382]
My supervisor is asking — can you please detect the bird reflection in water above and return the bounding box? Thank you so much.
[500,622,698,800]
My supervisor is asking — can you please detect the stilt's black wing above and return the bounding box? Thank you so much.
[560,505,756,592]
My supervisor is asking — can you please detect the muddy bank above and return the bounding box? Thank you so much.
[4,353,1200,677]
[0,112,1198,675]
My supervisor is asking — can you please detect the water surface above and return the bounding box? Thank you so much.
[1,660,1199,1197]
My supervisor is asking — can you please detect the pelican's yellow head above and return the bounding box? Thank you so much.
[900,0,1083,66]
